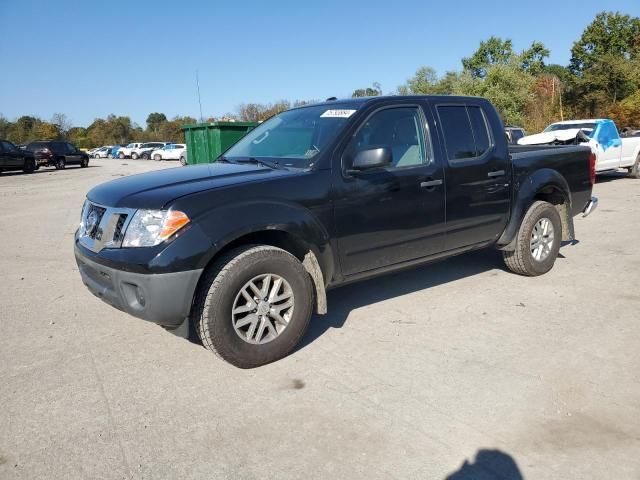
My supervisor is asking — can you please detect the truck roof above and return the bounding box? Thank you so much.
[297,95,489,110]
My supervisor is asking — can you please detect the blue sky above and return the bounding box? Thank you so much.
[1,0,638,127]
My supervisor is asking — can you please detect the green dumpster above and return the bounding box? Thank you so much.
[181,121,258,165]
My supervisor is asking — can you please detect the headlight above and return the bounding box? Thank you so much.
[122,209,190,247]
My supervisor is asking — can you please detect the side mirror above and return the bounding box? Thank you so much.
[347,146,392,174]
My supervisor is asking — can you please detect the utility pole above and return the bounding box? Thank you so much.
[196,70,204,123]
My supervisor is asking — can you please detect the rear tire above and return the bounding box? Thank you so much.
[192,245,314,368]
[131,152,138,160]
[503,201,562,276]
[118,152,125,159]
[180,155,187,166]
[23,158,36,174]
[54,157,66,170]
[628,154,640,179]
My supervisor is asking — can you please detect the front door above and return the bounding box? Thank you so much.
[434,102,511,250]
[334,104,446,277]
[592,121,622,171]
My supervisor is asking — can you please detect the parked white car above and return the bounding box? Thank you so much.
[92,146,112,158]
[151,143,186,161]
[117,143,144,159]
[519,119,640,176]
[131,142,168,160]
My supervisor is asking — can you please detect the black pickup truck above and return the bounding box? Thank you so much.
[74,96,597,368]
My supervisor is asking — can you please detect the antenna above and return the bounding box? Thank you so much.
[196,70,204,123]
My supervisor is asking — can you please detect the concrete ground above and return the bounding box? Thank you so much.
[0,158,639,479]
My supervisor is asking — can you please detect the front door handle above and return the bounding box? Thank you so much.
[420,179,443,188]
[487,170,506,178]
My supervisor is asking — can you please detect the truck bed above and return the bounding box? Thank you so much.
[509,144,592,217]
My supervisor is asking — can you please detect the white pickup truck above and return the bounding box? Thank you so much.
[117,143,144,159]
[519,119,640,177]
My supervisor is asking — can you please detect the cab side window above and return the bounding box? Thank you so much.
[437,105,493,161]
[344,107,429,169]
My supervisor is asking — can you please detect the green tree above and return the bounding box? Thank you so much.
[352,82,382,97]
[568,11,640,115]
[520,41,550,76]
[146,112,168,136]
[462,36,514,78]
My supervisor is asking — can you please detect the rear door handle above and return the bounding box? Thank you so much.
[420,179,443,188]
[487,170,506,178]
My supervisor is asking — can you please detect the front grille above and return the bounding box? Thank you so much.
[87,204,106,239]
[79,202,136,253]
[113,214,128,243]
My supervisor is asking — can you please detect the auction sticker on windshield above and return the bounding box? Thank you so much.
[320,109,357,118]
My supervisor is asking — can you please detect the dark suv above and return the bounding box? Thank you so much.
[0,140,37,173]
[26,141,89,169]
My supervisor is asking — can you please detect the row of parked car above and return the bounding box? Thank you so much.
[89,142,188,164]
[0,139,90,173]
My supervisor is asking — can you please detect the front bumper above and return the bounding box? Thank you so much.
[75,245,202,327]
[582,196,598,217]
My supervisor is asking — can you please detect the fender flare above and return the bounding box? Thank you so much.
[190,200,335,315]
[498,168,573,249]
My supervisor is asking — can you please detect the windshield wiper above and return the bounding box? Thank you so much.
[232,157,285,170]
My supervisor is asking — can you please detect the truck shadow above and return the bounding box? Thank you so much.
[297,248,505,352]
[596,171,632,183]
[0,165,101,177]
[445,449,523,480]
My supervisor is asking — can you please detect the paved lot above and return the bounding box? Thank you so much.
[0,158,639,479]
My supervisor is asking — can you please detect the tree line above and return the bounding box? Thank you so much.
[1,11,638,147]
[367,11,640,132]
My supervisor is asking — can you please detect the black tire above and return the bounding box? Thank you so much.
[80,157,89,168]
[179,156,187,166]
[131,152,138,160]
[23,158,36,174]
[192,245,314,368]
[108,154,113,159]
[629,154,640,179]
[54,157,66,170]
[154,154,162,161]
[141,152,149,160]
[503,201,562,276]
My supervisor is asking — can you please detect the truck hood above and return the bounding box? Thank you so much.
[87,163,296,209]
[518,129,591,145]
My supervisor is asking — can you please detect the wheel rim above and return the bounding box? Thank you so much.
[231,273,294,345]
[530,217,555,262]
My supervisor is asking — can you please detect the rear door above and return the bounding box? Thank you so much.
[1,141,23,168]
[433,100,511,250]
[0,141,7,167]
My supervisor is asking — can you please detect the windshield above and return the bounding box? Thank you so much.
[223,104,358,167]
[544,122,596,136]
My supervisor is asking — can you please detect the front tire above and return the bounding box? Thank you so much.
[118,152,125,159]
[192,245,314,368]
[154,154,162,161]
[179,155,187,166]
[629,154,640,179]
[503,201,562,276]
[131,152,138,160]
[80,158,89,168]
